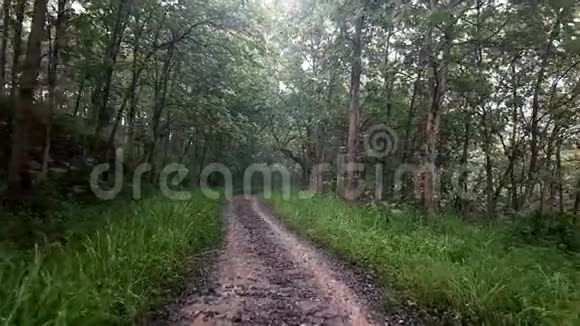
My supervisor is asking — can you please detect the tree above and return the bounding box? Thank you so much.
[7,0,48,196]
[344,0,367,201]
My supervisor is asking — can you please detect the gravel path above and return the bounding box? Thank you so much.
[158,196,421,326]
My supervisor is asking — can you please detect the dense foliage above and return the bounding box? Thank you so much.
[261,0,580,217]
[0,0,272,196]
[0,0,578,216]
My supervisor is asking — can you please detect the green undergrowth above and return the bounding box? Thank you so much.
[270,194,580,325]
[0,192,220,325]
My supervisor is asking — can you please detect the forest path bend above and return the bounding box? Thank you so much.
[169,196,385,326]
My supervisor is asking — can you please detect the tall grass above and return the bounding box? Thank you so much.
[270,194,580,325]
[0,192,220,325]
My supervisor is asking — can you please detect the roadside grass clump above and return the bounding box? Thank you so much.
[0,192,220,325]
[270,194,580,325]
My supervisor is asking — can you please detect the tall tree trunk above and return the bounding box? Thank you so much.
[178,136,193,164]
[420,110,440,216]
[125,18,144,166]
[147,41,175,168]
[72,77,85,117]
[482,109,496,217]
[400,68,423,200]
[574,177,580,221]
[126,73,140,165]
[162,109,171,166]
[9,0,25,98]
[125,9,156,165]
[402,68,423,165]
[40,0,67,181]
[421,28,451,216]
[7,0,47,196]
[382,29,396,199]
[106,92,130,155]
[383,30,394,120]
[344,6,365,201]
[540,147,553,214]
[556,139,564,213]
[527,15,561,203]
[510,59,520,211]
[308,69,336,194]
[0,0,11,95]
[92,0,130,138]
[456,106,471,211]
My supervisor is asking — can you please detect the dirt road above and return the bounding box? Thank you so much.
[160,196,412,326]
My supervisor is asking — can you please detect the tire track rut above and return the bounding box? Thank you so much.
[165,196,384,325]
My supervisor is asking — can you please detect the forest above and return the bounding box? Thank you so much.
[0,0,579,325]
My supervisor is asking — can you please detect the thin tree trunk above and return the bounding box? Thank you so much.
[126,11,169,163]
[540,149,553,214]
[125,17,144,166]
[178,136,194,164]
[9,0,25,98]
[0,0,11,95]
[456,107,471,211]
[402,68,423,164]
[383,30,394,120]
[400,68,423,200]
[7,0,48,196]
[527,15,561,203]
[308,69,335,194]
[344,6,365,201]
[147,41,175,168]
[421,25,451,216]
[126,77,139,164]
[72,77,85,117]
[556,139,564,213]
[93,0,130,138]
[482,109,496,217]
[574,177,580,221]
[40,0,67,181]
[40,28,54,182]
[382,29,396,199]
[162,110,171,166]
[107,93,129,153]
[510,59,520,211]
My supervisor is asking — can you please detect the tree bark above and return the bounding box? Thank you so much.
[556,139,564,213]
[344,6,365,201]
[9,0,25,98]
[574,177,580,221]
[456,106,471,211]
[72,77,85,117]
[482,109,496,217]
[40,0,67,181]
[382,29,396,199]
[92,0,130,138]
[527,15,561,203]
[510,59,520,211]
[147,41,175,168]
[125,20,144,166]
[106,92,130,155]
[402,68,423,165]
[0,0,11,96]
[421,26,452,216]
[7,0,48,196]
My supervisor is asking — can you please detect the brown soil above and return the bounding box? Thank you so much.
[155,196,425,326]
